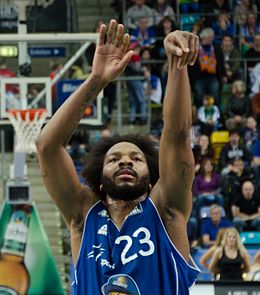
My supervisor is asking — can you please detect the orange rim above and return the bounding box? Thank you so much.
[8,109,47,121]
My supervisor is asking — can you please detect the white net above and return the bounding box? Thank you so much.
[7,109,48,154]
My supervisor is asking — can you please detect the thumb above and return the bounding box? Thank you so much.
[118,50,134,72]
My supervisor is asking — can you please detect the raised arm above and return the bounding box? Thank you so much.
[36,20,133,227]
[150,31,199,259]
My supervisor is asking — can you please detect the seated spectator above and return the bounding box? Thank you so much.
[234,0,258,26]
[232,180,260,232]
[197,95,222,135]
[125,42,147,125]
[219,129,253,175]
[141,48,162,104]
[188,27,226,107]
[221,35,243,83]
[201,204,232,248]
[209,227,251,281]
[126,0,154,30]
[193,158,224,209]
[200,228,227,270]
[152,0,176,25]
[224,157,256,215]
[225,80,252,131]
[212,11,235,46]
[241,116,260,152]
[200,0,231,26]
[245,34,260,71]
[130,16,156,49]
[68,57,88,80]
[240,13,260,55]
[193,134,214,174]
[154,16,177,59]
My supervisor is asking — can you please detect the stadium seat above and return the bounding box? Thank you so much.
[210,131,229,165]
[240,232,260,249]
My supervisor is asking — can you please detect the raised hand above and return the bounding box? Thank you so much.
[92,19,134,84]
[163,30,199,70]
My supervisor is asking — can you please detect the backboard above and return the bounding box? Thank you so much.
[0,77,52,118]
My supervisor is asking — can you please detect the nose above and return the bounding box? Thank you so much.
[119,155,133,167]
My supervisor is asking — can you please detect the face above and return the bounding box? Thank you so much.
[135,0,145,5]
[210,208,222,223]
[233,159,244,173]
[203,98,211,106]
[226,231,237,247]
[254,35,260,48]
[230,133,240,145]
[242,181,254,199]
[247,14,256,25]
[199,135,209,148]
[247,116,257,129]
[102,142,150,201]
[141,49,150,60]
[204,160,213,173]
[139,17,148,31]
[222,36,232,48]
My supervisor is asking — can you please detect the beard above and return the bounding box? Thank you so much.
[101,173,150,201]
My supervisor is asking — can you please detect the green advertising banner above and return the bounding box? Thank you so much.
[0,201,64,295]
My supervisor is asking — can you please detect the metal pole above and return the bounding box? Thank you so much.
[116,79,122,134]
[1,130,6,196]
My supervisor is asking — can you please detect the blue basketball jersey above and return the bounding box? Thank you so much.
[72,197,200,295]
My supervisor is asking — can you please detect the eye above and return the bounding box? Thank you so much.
[133,157,142,162]
[108,157,118,163]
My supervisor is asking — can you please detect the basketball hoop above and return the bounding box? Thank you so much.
[7,108,48,154]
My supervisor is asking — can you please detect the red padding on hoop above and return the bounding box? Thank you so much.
[8,108,47,121]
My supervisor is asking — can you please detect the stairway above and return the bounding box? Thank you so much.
[76,0,118,33]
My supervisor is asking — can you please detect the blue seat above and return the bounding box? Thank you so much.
[240,232,260,249]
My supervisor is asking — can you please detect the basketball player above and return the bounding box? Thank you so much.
[36,19,200,294]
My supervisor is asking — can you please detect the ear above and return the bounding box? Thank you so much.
[99,184,104,191]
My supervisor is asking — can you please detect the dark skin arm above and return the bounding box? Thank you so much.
[150,31,199,261]
[36,20,133,264]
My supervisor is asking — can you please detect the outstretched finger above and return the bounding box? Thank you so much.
[118,50,134,72]
[114,24,124,47]
[98,24,107,46]
[107,19,117,44]
[121,33,131,54]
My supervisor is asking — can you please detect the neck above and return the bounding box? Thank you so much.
[104,195,147,228]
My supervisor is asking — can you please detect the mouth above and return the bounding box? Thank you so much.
[115,168,136,180]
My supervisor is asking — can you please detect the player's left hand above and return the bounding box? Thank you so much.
[163,31,199,70]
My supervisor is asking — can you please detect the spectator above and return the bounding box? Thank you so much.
[197,95,222,135]
[245,34,260,70]
[130,16,156,49]
[125,42,147,125]
[209,227,251,281]
[141,48,162,104]
[68,57,88,80]
[126,0,154,30]
[219,129,253,174]
[154,16,177,60]
[232,180,260,232]
[152,0,176,25]
[235,0,258,26]
[240,13,260,54]
[221,35,243,83]
[189,27,226,107]
[225,80,251,131]
[193,134,214,174]
[193,158,224,209]
[200,228,227,270]
[212,11,235,46]
[241,116,260,152]
[201,204,232,248]
[0,57,18,95]
[224,157,256,215]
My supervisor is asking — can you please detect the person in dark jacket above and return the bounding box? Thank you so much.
[225,80,252,131]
